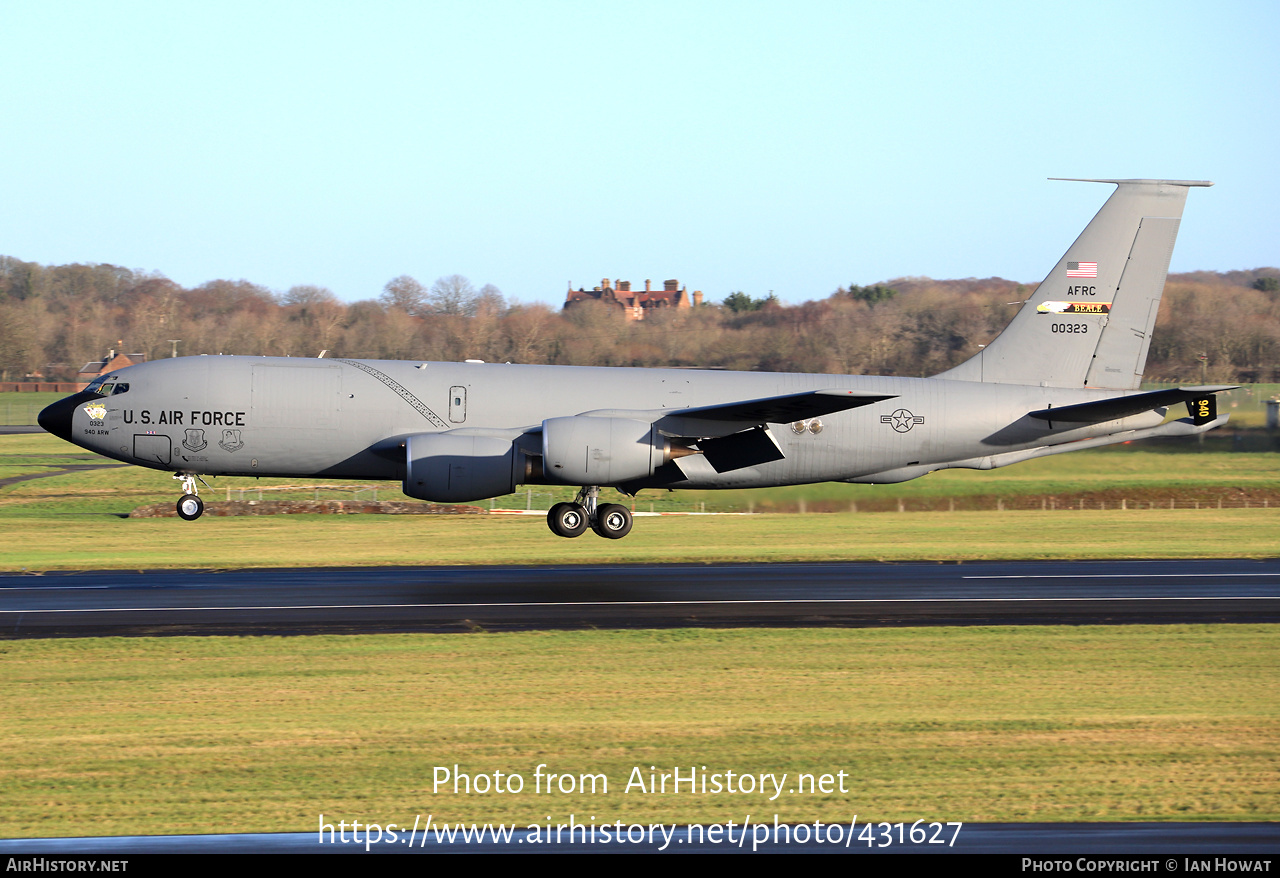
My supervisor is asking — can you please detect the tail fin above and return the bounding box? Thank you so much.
[937,178,1211,389]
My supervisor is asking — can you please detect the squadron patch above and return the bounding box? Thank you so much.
[1036,301,1112,314]
[83,404,107,421]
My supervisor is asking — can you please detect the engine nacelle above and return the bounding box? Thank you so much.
[541,416,666,485]
[403,432,520,503]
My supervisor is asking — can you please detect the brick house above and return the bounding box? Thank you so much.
[565,278,703,321]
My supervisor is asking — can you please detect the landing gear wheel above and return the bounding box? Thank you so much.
[176,493,204,521]
[547,502,589,538]
[592,503,633,539]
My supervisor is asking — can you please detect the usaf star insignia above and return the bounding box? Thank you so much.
[881,408,925,433]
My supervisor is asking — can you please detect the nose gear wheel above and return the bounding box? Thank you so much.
[177,494,204,521]
[173,473,209,521]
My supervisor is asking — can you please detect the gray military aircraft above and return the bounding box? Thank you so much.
[40,178,1231,539]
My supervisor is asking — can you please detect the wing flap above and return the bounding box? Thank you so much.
[697,426,786,473]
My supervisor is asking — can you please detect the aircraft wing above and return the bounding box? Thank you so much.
[1028,385,1238,424]
[658,389,896,474]
[574,389,898,478]
[662,389,898,424]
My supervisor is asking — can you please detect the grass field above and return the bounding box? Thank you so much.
[4,508,1280,570]
[0,392,64,426]
[2,427,1280,568]
[3,427,1277,839]
[2,625,1276,836]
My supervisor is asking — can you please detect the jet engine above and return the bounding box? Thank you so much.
[541,416,669,485]
[403,432,522,503]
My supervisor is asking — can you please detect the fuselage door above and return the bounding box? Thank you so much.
[449,386,467,423]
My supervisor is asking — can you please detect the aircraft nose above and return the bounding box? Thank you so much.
[38,393,92,441]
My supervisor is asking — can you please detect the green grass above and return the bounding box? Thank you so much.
[0,433,111,474]
[3,432,1278,569]
[2,509,1277,570]
[6,432,1280,514]
[1,626,1275,836]
[3,430,1277,839]
[0,392,63,426]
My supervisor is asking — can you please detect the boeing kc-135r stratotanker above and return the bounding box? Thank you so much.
[40,179,1232,539]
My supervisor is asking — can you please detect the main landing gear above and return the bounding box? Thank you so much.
[174,473,207,521]
[547,486,633,540]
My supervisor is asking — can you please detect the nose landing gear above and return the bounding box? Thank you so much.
[546,486,634,539]
[174,473,208,521]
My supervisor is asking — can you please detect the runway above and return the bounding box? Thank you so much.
[2,559,1278,637]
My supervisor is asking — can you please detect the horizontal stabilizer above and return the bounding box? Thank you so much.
[671,389,896,424]
[1029,385,1237,424]
[1048,177,1213,187]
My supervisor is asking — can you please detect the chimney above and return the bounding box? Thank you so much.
[645,279,651,292]
[694,291,703,306]
[664,279,678,292]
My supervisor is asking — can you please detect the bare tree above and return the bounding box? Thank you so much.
[282,284,339,307]
[429,274,478,316]
[185,280,277,317]
[380,275,428,315]
[283,285,346,353]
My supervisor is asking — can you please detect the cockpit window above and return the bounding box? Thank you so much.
[85,378,129,397]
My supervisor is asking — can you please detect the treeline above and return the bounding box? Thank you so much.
[1,255,1278,382]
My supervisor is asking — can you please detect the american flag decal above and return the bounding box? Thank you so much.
[1067,261,1098,278]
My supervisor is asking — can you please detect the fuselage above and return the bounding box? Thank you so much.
[42,354,1167,492]
[32,179,1221,539]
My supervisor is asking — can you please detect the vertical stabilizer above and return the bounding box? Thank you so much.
[936,179,1211,389]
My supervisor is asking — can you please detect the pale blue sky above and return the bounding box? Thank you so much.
[1,1,1276,305]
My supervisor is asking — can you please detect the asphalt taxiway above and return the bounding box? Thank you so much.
[2,559,1278,637]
